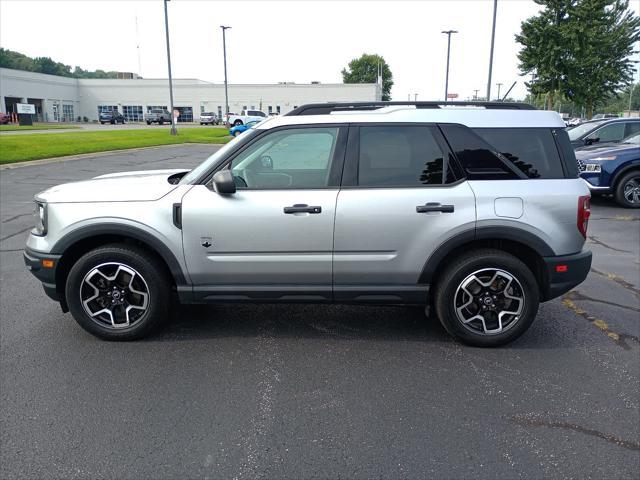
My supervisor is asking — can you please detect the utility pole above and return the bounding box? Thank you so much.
[221,26,231,125]
[473,89,480,101]
[163,0,177,135]
[414,93,418,102]
[442,30,458,102]
[486,0,498,102]
[496,83,503,101]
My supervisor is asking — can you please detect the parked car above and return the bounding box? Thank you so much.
[228,119,261,136]
[567,118,640,149]
[145,108,171,125]
[24,101,591,347]
[200,112,218,125]
[577,132,640,208]
[228,109,267,126]
[99,110,125,125]
[0,112,11,124]
[565,117,583,127]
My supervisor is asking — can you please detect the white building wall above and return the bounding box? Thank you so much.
[1,68,381,122]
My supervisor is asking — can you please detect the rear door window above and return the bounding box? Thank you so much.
[473,128,565,179]
[357,126,455,187]
[587,122,626,143]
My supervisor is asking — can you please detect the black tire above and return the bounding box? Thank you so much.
[233,130,241,137]
[110,119,115,125]
[65,244,170,341]
[233,120,243,126]
[146,121,151,125]
[159,119,164,125]
[614,170,640,208]
[100,122,105,125]
[433,248,539,347]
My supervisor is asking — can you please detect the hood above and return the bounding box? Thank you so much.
[36,169,190,203]
[575,142,639,159]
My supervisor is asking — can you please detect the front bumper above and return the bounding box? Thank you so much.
[23,247,62,302]
[542,249,592,301]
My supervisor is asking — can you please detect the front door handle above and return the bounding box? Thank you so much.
[416,202,454,213]
[284,204,322,214]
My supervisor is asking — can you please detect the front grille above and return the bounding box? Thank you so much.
[577,158,586,172]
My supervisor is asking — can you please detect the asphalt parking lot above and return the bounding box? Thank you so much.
[1,144,638,479]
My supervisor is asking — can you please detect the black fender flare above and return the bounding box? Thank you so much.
[51,223,188,286]
[418,226,555,284]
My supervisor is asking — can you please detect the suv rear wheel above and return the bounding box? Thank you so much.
[65,244,170,340]
[614,170,640,208]
[434,249,539,347]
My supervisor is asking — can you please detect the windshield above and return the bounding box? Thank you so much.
[179,129,260,184]
[567,121,605,141]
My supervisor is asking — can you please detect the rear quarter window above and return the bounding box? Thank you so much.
[473,128,565,179]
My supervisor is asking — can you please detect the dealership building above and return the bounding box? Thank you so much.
[0,68,381,123]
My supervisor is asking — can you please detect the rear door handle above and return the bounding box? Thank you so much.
[416,202,454,213]
[284,204,322,214]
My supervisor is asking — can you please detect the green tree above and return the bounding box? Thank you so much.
[342,53,393,101]
[564,0,640,118]
[516,0,573,110]
[516,0,640,118]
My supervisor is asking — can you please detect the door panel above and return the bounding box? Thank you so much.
[333,183,476,285]
[181,185,338,286]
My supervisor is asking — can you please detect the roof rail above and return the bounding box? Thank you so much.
[286,101,536,116]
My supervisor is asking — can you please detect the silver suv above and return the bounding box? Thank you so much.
[24,102,592,347]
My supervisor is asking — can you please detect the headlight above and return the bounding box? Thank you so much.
[590,156,617,161]
[33,201,47,236]
[583,163,602,173]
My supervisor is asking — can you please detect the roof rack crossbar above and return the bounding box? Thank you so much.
[286,101,536,116]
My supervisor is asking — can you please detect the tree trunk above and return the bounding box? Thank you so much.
[586,100,593,120]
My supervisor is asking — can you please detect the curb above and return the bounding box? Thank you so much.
[0,143,221,170]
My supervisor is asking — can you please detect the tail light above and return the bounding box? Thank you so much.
[577,195,591,238]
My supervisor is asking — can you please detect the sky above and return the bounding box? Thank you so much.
[1,0,639,102]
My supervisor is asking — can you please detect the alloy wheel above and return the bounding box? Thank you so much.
[80,262,150,329]
[454,268,525,335]
[623,176,640,205]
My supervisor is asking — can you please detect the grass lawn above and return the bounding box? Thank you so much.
[0,127,231,164]
[0,123,81,132]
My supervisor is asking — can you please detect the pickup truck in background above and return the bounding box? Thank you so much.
[145,109,172,125]
[228,109,267,126]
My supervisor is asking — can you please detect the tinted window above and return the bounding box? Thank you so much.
[474,128,564,179]
[567,121,605,141]
[624,122,640,138]
[357,126,451,187]
[588,122,626,142]
[230,127,339,189]
[439,124,520,180]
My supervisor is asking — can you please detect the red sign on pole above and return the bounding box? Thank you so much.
[447,93,459,99]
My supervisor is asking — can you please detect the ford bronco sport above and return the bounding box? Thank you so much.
[24,101,592,346]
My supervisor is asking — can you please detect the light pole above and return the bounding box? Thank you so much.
[221,25,231,125]
[486,0,498,102]
[442,30,458,102]
[473,89,480,100]
[496,82,503,101]
[414,93,418,101]
[163,0,177,135]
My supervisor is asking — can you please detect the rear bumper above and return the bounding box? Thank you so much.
[23,247,62,302]
[542,249,592,301]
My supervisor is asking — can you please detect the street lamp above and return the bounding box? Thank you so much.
[486,0,498,102]
[221,25,231,125]
[441,30,458,102]
[163,0,177,135]
[496,82,503,100]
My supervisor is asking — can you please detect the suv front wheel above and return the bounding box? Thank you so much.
[434,249,539,347]
[65,244,170,340]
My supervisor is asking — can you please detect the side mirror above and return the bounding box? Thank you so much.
[585,137,599,145]
[212,169,236,195]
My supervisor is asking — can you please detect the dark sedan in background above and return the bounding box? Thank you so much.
[577,132,640,208]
